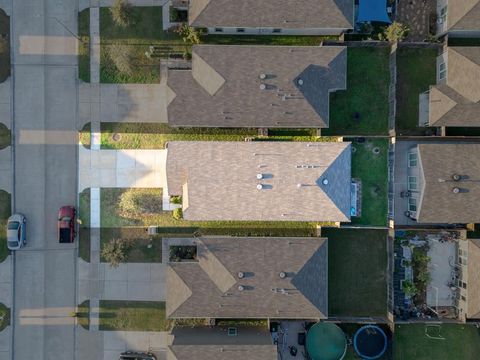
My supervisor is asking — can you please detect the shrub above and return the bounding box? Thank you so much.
[102,238,133,268]
[170,195,182,204]
[118,189,163,218]
[174,23,202,44]
[108,44,134,76]
[173,208,183,220]
[169,245,196,262]
[110,0,134,28]
[402,280,418,298]
[378,22,409,42]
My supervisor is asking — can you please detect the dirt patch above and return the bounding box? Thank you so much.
[396,0,437,41]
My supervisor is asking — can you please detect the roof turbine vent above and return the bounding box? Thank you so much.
[279,271,286,279]
[452,187,460,194]
[237,271,244,279]
[259,73,267,80]
[452,174,461,181]
[322,178,329,185]
[297,78,304,86]
[259,83,267,90]
[257,184,263,190]
[256,173,263,180]
[238,285,245,291]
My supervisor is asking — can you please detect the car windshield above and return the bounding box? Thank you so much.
[61,216,71,221]
[8,240,18,247]
[8,221,19,230]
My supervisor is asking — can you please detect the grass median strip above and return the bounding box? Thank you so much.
[0,303,10,331]
[99,300,166,331]
[78,9,90,82]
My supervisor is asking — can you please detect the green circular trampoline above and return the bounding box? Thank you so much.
[306,322,347,360]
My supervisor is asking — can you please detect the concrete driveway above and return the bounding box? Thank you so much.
[11,0,78,359]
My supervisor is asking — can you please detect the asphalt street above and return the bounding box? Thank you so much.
[11,0,79,359]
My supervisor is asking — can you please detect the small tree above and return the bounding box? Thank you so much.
[102,238,133,268]
[175,24,202,44]
[108,44,133,76]
[110,0,134,27]
[378,22,409,42]
[173,208,183,220]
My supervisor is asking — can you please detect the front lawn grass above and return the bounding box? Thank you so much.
[78,9,90,82]
[323,228,388,317]
[324,47,390,136]
[0,123,10,149]
[101,228,163,263]
[396,47,437,136]
[77,300,90,330]
[0,10,10,83]
[100,7,185,83]
[0,190,11,263]
[100,188,321,237]
[0,303,10,331]
[350,138,388,227]
[394,324,480,360]
[99,300,166,331]
[100,123,258,149]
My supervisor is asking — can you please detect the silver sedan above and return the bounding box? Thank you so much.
[7,213,26,250]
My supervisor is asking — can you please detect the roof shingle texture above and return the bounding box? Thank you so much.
[188,0,354,29]
[417,143,480,223]
[167,45,347,128]
[447,0,480,31]
[166,141,352,222]
[166,237,328,319]
[429,47,480,127]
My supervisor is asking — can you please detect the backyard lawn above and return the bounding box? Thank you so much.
[395,324,480,360]
[78,9,90,82]
[0,9,10,83]
[100,7,185,83]
[396,47,437,136]
[0,123,10,149]
[350,138,388,227]
[99,300,166,331]
[324,47,390,136]
[324,228,388,317]
[0,190,11,263]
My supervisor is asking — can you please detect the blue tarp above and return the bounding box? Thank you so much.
[356,0,392,24]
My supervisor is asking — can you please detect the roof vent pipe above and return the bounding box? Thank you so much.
[259,73,267,80]
[257,184,263,190]
[452,187,460,194]
[238,272,244,279]
[256,173,263,180]
[238,285,245,291]
[259,83,267,90]
[279,272,286,279]
[452,174,461,181]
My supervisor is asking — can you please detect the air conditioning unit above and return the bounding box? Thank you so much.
[437,18,444,24]
[147,226,158,235]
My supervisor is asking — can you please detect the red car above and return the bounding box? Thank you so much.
[58,206,76,243]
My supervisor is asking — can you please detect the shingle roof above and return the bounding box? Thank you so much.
[166,237,328,319]
[166,141,352,222]
[188,0,354,30]
[429,47,480,127]
[417,144,480,223]
[168,326,277,360]
[467,239,480,318]
[167,45,347,128]
[447,0,480,32]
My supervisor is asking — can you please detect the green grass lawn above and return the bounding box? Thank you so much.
[99,300,166,331]
[0,190,11,263]
[101,228,163,263]
[395,324,480,360]
[78,9,90,82]
[202,35,336,46]
[101,188,321,236]
[77,300,90,330]
[324,228,388,317]
[100,7,185,83]
[0,123,10,149]
[0,303,10,331]
[324,47,390,136]
[350,138,388,227]
[0,10,10,83]
[79,189,91,262]
[396,48,437,136]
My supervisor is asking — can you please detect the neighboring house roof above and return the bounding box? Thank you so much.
[416,144,480,223]
[188,0,354,30]
[429,47,480,127]
[166,237,328,319]
[447,0,480,32]
[467,239,480,319]
[167,326,277,360]
[167,45,347,128]
[166,141,352,222]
